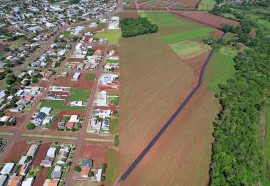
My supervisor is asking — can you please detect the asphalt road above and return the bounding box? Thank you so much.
[116,33,226,185]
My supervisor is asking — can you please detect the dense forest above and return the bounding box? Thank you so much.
[209,1,270,185]
[120,17,158,38]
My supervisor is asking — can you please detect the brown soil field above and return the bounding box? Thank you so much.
[119,12,139,19]
[123,85,219,185]
[174,11,240,29]
[32,143,50,166]
[55,72,94,90]
[4,141,29,162]
[138,0,197,9]
[33,167,48,186]
[79,144,106,166]
[118,33,196,174]
[50,110,86,131]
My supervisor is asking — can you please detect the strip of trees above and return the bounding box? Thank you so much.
[120,17,158,38]
[209,2,270,185]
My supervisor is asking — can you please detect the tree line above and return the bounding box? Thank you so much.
[120,17,158,38]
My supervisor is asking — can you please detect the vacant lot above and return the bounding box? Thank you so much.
[169,40,211,59]
[119,33,195,173]
[32,143,50,165]
[67,88,91,101]
[119,11,139,19]
[95,30,121,45]
[123,86,219,185]
[79,143,106,166]
[4,141,29,162]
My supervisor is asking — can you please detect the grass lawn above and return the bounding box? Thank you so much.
[105,148,119,184]
[223,32,235,41]
[95,30,121,45]
[63,31,71,37]
[169,40,210,59]
[162,27,216,43]
[67,88,91,101]
[40,100,85,114]
[204,46,237,94]
[110,118,119,134]
[9,39,25,50]
[106,59,119,63]
[85,73,96,81]
[108,96,119,106]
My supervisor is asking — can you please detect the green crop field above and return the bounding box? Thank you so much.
[198,0,216,10]
[105,148,119,184]
[67,88,91,101]
[169,41,210,59]
[205,46,237,94]
[162,27,215,43]
[95,30,121,45]
[40,100,85,114]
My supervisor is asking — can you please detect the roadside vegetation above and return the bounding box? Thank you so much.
[208,2,270,185]
[120,17,158,37]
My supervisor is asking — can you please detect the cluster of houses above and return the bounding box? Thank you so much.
[99,73,119,89]
[31,107,53,127]
[0,143,39,186]
[108,16,120,30]
[9,86,43,113]
[79,159,103,181]
[30,44,69,68]
[90,109,112,133]
[58,115,82,129]
[46,86,71,101]
[104,50,119,71]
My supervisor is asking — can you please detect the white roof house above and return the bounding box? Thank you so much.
[18,156,27,165]
[96,169,102,181]
[26,144,39,157]
[95,91,107,106]
[69,115,79,123]
[47,147,56,158]
[40,107,52,115]
[0,163,15,175]
[21,177,34,186]
[72,73,81,81]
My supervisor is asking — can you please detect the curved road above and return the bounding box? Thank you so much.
[116,33,226,185]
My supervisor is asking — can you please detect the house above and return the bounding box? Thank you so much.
[0,163,15,175]
[41,147,56,167]
[66,122,75,129]
[95,91,107,106]
[34,112,46,125]
[40,107,52,115]
[57,146,70,164]
[43,179,59,186]
[8,176,23,186]
[26,144,39,157]
[51,166,62,179]
[0,175,8,186]
[19,163,31,176]
[70,101,85,106]
[69,115,79,123]
[81,167,90,178]
[95,169,103,181]
[82,159,93,168]
[42,117,52,125]
[72,72,80,81]
[18,156,27,165]
[57,122,65,129]
[24,94,34,101]
[21,177,34,186]
[0,90,6,100]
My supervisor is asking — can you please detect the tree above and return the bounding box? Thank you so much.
[26,123,36,130]
[74,165,81,172]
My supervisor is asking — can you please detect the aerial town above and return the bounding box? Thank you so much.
[1,0,270,186]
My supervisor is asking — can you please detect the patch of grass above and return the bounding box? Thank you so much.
[162,27,216,43]
[106,59,119,64]
[40,100,85,114]
[85,73,96,81]
[198,0,216,10]
[0,131,13,136]
[67,88,91,101]
[108,96,119,106]
[257,19,270,29]
[63,31,71,37]
[22,133,78,140]
[9,39,25,50]
[95,30,121,45]
[204,46,237,94]
[105,148,119,185]
[110,118,119,134]
[169,41,210,59]
[223,32,235,41]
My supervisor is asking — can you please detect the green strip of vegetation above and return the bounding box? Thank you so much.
[105,148,119,184]
[0,131,14,136]
[22,133,78,140]
[110,118,119,134]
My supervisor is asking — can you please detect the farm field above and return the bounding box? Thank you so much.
[118,33,196,181]
[198,0,216,10]
[123,85,219,185]
[204,46,237,93]
[136,0,198,9]
[119,11,139,19]
[174,11,240,29]
[95,30,121,45]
